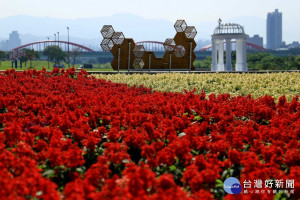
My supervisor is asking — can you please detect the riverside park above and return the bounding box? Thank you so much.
[0,5,299,199]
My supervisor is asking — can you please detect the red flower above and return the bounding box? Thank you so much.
[104,142,130,164]
[0,69,299,199]
[156,147,175,166]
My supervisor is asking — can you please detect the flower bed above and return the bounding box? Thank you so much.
[93,72,300,101]
[0,68,299,199]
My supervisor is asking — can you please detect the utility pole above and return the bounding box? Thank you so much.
[67,27,70,68]
[57,32,60,48]
[47,37,50,69]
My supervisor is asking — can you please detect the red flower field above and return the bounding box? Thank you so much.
[0,68,299,199]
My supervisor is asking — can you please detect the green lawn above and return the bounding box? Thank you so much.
[0,61,113,71]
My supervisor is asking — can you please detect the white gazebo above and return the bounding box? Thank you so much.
[211,20,247,72]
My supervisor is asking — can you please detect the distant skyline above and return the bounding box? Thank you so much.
[0,0,299,43]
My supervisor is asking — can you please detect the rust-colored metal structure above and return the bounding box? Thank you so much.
[100,20,197,70]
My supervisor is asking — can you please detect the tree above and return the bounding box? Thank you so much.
[20,55,28,67]
[70,47,81,67]
[0,51,8,67]
[246,52,287,70]
[294,55,300,70]
[43,45,67,64]
[24,49,40,68]
[194,56,212,69]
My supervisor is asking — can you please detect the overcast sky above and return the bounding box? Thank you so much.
[0,0,299,21]
[0,0,299,42]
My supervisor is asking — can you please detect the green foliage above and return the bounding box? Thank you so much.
[0,51,8,60]
[44,45,67,64]
[292,55,300,70]
[0,51,8,67]
[20,55,28,66]
[194,56,211,69]
[24,48,40,68]
[247,52,297,70]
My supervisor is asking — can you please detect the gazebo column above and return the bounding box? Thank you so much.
[211,38,218,71]
[242,38,247,71]
[235,38,247,71]
[225,38,232,71]
[217,39,224,71]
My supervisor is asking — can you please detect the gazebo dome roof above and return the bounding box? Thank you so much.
[214,23,245,35]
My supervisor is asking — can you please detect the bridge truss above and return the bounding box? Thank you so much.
[10,40,94,59]
[136,41,266,52]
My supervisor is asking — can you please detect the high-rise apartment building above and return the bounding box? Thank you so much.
[1,31,21,51]
[266,9,282,49]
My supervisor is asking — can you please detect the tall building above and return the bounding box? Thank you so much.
[247,34,263,48]
[266,9,282,50]
[2,31,21,51]
[0,41,4,50]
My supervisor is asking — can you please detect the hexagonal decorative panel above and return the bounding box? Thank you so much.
[133,58,145,69]
[163,38,176,51]
[184,26,197,39]
[101,25,115,39]
[133,45,145,57]
[100,39,114,52]
[174,45,185,57]
[174,20,187,32]
[112,32,125,45]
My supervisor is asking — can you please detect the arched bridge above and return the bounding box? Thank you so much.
[136,41,166,52]
[200,42,266,51]
[136,41,266,52]
[10,40,95,52]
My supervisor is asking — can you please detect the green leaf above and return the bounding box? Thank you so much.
[215,179,223,188]
[191,149,200,155]
[76,166,86,174]
[169,165,176,172]
[193,116,202,121]
[54,165,66,170]
[274,192,286,200]
[42,169,55,178]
